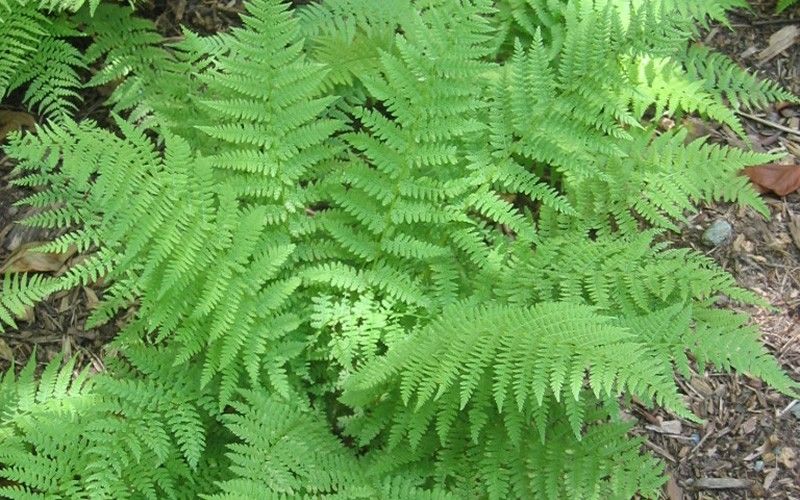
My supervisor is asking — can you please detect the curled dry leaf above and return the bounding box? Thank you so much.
[0,242,77,274]
[0,110,36,142]
[741,163,800,196]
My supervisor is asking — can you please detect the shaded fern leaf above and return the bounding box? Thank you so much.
[206,389,365,498]
[344,302,689,441]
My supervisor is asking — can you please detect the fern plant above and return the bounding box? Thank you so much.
[0,0,140,117]
[1,0,798,498]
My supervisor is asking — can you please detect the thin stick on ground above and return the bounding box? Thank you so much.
[737,111,800,137]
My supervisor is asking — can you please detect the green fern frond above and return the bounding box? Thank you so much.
[344,302,688,439]
[0,350,216,498]
[0,3,51,100]
[1,1,796,497]
[0,273,55,330]
[682,44,797,109]
[297,0,412,90]
[690,307,799,396]
[206,389,365,498]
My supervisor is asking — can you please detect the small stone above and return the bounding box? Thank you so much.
[691,433,701,445]
[754,460,765,472]
[702,219,733,247]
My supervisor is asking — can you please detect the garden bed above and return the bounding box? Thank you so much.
[0,1,798,498]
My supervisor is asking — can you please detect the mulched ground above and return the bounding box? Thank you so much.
[0,1,799,499]
[639,2,800,498]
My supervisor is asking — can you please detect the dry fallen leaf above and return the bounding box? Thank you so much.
[0,242,78,274]
[83,287,100,309]
[666,475,684,500]
[0,110,36,142]
[741,163,800,196]
[173,0,187,21]
[757,25,799,64]
[0,338,14,361]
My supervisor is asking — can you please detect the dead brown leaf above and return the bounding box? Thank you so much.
[173,0,187,21]
[0,242,77,274]
[0,110,36,142]
[741,163,800,196]
[666,475,684,500]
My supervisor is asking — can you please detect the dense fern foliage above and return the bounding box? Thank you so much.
[1,0,798,498]
[0,1,141,116]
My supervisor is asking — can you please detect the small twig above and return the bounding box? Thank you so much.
[686,478,753,490]
[750,18,800,27]
[161,36,186,44]
[730,19,798,28]
[736,111,800,138]
[644,440,676,463]
[777,399,799,417]
[687,423,715,458]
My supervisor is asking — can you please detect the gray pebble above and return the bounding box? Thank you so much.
[701,219,733,247]
[754,460,764,472]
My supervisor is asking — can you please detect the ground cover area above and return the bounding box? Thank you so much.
[0,1,799,498]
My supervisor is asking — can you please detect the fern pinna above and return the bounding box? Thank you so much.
[0,0,798,498]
